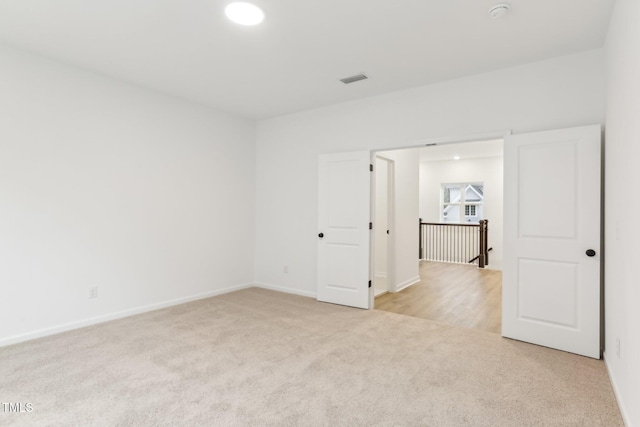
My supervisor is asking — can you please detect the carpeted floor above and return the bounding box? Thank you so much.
[0,288,623,426]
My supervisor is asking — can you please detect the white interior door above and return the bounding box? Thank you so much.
[317,151,371,309]
[374,156,390,296]
[503,125,601,359]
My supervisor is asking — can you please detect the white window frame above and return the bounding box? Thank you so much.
[441,182,484,224]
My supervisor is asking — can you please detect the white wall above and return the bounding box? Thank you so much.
[419,156,503,270]
[0,45,256,345]
[255,49,605,297]
[377,149,420,291]
[604,0,640,425]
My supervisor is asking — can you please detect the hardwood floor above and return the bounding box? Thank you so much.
[375,261,502,334]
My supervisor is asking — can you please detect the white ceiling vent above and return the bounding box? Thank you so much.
[340,73,368,84]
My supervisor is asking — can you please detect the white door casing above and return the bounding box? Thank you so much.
[317,151,371,309]
[373,155,395,297]
[503,125,601,359]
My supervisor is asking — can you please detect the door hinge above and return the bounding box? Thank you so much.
[368,280,372,288]
[369,222,373,230]
[369,164,373,172]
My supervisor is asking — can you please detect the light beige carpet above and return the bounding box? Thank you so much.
[0,288,623,426]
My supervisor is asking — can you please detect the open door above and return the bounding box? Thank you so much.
[317,151,371,309]
[503,125,601,358]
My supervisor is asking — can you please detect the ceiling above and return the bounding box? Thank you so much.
[419,139,504,162]
[0,0,616,119]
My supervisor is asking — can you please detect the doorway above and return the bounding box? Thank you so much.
[318,126,602,358]
[373,138,504,334]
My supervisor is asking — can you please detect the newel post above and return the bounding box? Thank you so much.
[478,219,489,268]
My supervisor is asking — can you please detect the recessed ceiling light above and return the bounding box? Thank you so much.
[225,2,264,26]
[489,3,510,19]
[453,156,461,160]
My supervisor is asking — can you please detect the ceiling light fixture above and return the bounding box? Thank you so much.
[488,3,510,19]
[225,2,264,26]
[453,156,461,160]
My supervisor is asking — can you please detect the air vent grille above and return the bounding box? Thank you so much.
[340,73,368,84]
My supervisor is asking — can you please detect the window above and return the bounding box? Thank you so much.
[465,205,476,216]
[441,183,484,223]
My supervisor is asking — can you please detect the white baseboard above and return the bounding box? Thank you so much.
[604,352,632,427]
[394,276,421,292]
[0,283,253,348]
[253,282,316,299]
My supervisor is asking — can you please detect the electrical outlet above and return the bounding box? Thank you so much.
[616,337,621,358]
[89,286,98,299]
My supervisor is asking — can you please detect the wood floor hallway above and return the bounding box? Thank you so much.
[375,261,502,333]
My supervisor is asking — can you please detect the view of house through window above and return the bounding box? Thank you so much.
[442,183,484,223]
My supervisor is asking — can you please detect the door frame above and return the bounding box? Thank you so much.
[369,130,511,308]
[370,155,395,304]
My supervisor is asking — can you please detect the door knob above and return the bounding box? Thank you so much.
[586,249,596,257]
[318,232,324,238]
